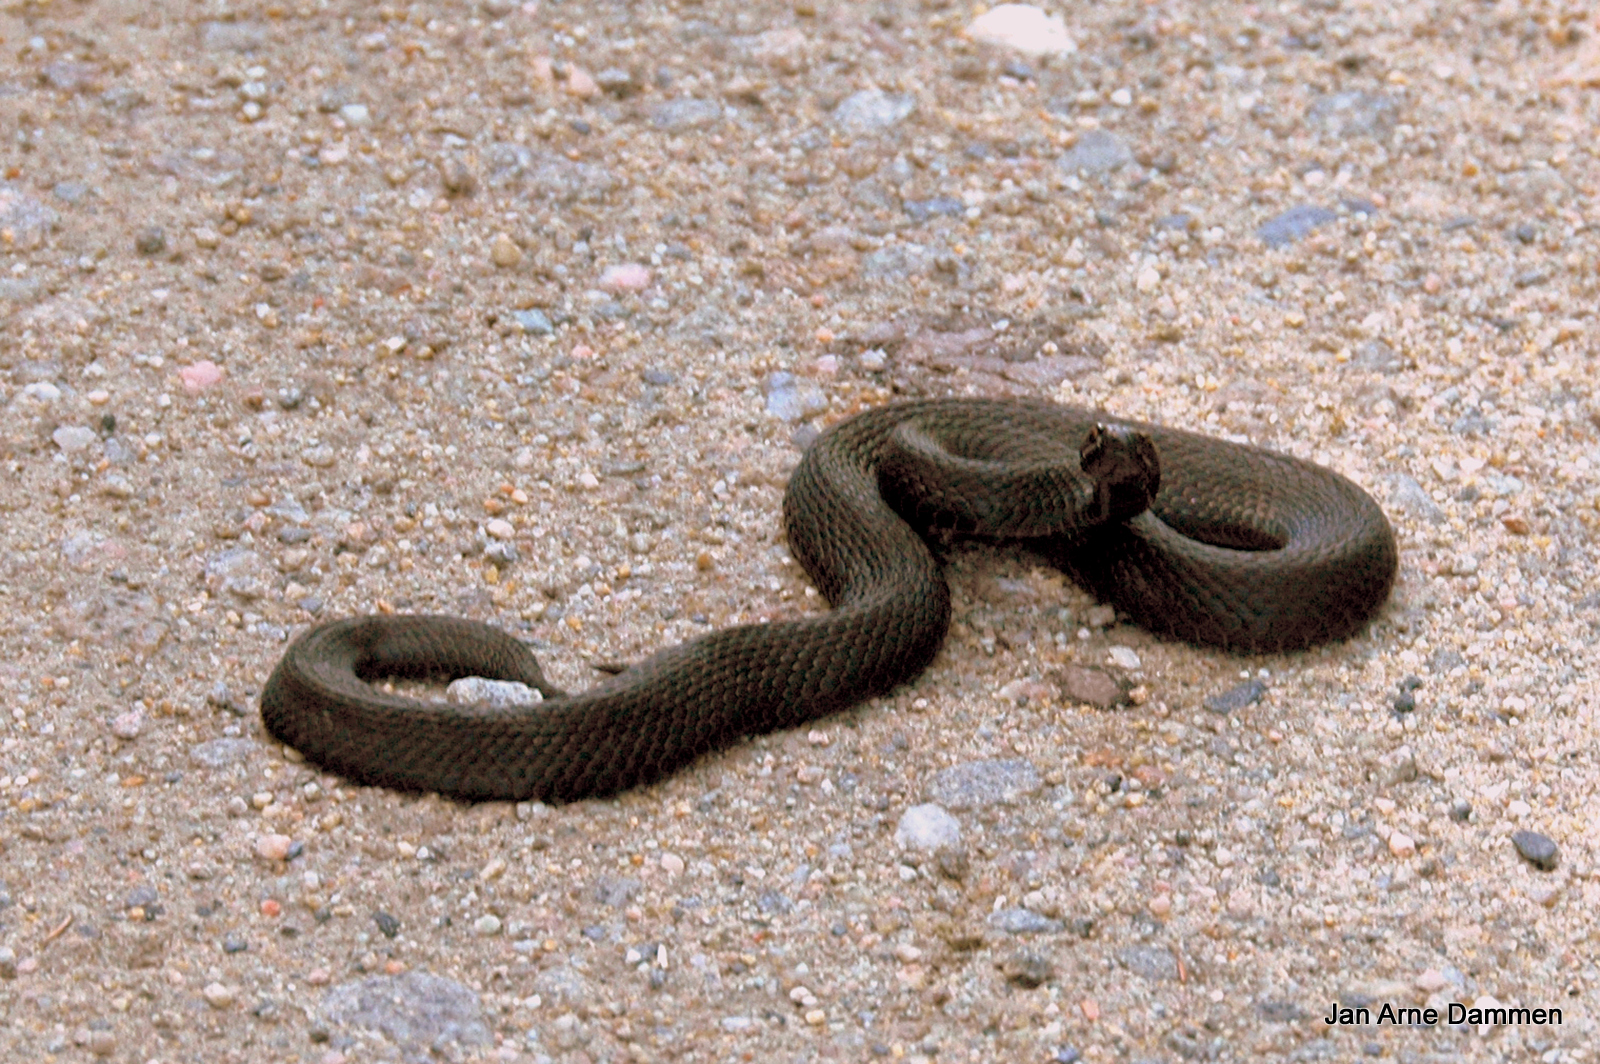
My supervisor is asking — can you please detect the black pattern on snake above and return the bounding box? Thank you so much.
[260,398,1397,802]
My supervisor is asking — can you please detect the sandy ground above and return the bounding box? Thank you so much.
[1,1,1598,1062]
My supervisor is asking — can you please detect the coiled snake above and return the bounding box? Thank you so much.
[260,398,1397,802]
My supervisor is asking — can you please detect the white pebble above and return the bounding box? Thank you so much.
[599,263,652,293]
[895,804,961,852]
[447,676,542,709]
[52,425,97,452]
[966,5,1077,57]
[202,982,236,1008]
[1107,646,1142,670]
[110,710,143,740]
[475,914,503,936]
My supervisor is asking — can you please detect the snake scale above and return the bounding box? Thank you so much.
[260,398,1397,802]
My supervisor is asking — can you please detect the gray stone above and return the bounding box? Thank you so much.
[53,181,92,203]
[189,738,256,768]
[1257,204,1338,248]
[484,143,614,201]
[1352,339,1404,373]
[532,963,593,1007]
[1001,950,1054,988]
[929,758,1042,810]
[1059,130,1134,175]
[0,184,60,249]
[763,372,828,422]
[989,907,1062,935]
[321,971,491,1064]
[1384,474,1445,525]
[511,309,554,335]
[1511,830,1558,871]
[1306,91,1398,139]
[904,197,965,222]
[861,242,936,281]
[651,98,722,131]
[833,90,915,135]
[200,20,269,52]
[1118,945,1180,981]
[594,875,641,907]
[1203,679,1268,715]
[446,676,542,709]
[203,549,271,600]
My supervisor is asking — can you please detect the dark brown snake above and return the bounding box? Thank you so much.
[260,398,1397,802]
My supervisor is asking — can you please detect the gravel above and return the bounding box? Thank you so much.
[0,1,1596,1062]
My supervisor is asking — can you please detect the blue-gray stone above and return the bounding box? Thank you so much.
[904,197,965,222]
[1257,204,1338,247]
[1305,91,1398,139]
[929,759,1042,810]
[651,98,722,132]
[989,908,1062,935]
[189,738,256,768]
[1059,130,1133,175]
[512,309,554,335]
[763,372,828,422]
[1203,679,1268,715]
[320,972,490,1064]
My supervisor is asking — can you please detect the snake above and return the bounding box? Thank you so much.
[259,398,1397,802]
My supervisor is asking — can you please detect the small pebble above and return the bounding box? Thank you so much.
[1106,646,1141,670]
[202,982,236,1008]
[447,676,542,709]
[832,90,916,135]
[255,834,294,860]
[967,4,1077,57]
[894,804,961,852]
[135,226,166,255]
[1204,679,1268,716]
[52,426,97,452]
[1510,830,1558,871]
[490,233,523,268]
[1058,666,1124,709]
[180,360,225,393]
[512,308,554,335]
[599,263,652,293]
[439,159,477,196]
[1001,950,1054,988]
[110,710,143,739]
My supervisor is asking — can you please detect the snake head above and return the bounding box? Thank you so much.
[1080,423,1161,524]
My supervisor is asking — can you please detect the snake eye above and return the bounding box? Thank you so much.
[1080,423,1109,465]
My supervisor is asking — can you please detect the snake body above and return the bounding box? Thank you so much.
[260,399,1397,802]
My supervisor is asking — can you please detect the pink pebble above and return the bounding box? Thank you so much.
[599,263,652,293]
[564,66,599,98]
[255,834,293,860]
[180,360,225,393]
